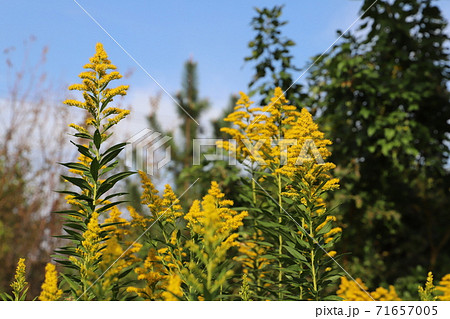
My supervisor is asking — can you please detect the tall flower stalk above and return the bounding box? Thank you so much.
[219,87,341,300]
[55,43,134,300]
[0,258,29,301]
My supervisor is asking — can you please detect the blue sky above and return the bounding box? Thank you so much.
[2,0,450,133]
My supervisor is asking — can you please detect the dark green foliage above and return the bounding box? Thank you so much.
[245,5,304,106]
[307,0,450,287]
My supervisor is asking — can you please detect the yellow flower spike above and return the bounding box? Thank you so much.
[68,123,89,135]
[126,249,169,300]
[371,285,401,301]
[208,181,225,199]
[161,184,183,223]
[68,83,87,91]
[180,182,247,300]
[70,212,102,281]
[162,274,183,301]
[419,272,437,301]
[315,216,337,232]
[103,206,130,239]
[324,227,342,238]
[185,182,247,235]
[63,99,86,109]
[10,258,28,296]
[436,274,450,300]
[138,170,163,214]
[128,206,150,228]
[64,42,129,131]
[337,277,372,301]
[39,263,63,301]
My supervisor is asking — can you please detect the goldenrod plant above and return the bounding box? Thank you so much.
[127,178,247,301]
[3,41,448,302]
[436,274,450,300]
[38,263,63,301]
[337,277,400,301]
[0,258,29,301]
[180,182,248,300]
[55,43,134,300]
[239,274,253,301]
[418,272,437,301]
[219,88,341,300]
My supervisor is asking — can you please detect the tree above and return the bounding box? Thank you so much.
[0,41,72,297]
[147,58,209,193]
[307,0,450,287]
[245,5,304,107]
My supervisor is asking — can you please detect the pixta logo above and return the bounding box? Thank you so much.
[125,129,172,175]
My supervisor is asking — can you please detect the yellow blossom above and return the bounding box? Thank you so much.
[161,184,183,223]
[436,274,450,301]
[185,182,248,235]
[337,277,401,301]
[63,43,129,130]
[337,277,372,301]
[162,274,183,301]
[10,258,28,295]
[39,263,62,301]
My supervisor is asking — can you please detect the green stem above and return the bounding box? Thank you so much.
[277,173,283,300]
[309,217,318,300]
[251,166,257,205]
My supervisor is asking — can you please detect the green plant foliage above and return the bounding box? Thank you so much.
[307,0,450,287]
[245,5,304,106]
[54,43,135,300]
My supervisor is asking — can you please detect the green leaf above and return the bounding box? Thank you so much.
[62,175,93,193]
[59,162,89,172]
[97,201,128,213]
[284,245,307,262]
[60,273,81,293]
[102,142,127,156]
[74,132,92,139]
[90,158,100,181]
[93,129,101,149]
[99,148,123,167]
[97,171,135,198]
[70,141,93,159]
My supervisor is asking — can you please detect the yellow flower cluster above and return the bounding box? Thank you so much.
[180,184,246,299]
[185,181,248,235]
[99,208,142,294]
[371,286,401,301]
[161,274,183,301]
[219,88,301,169]
[436,274,450,301]
[337,277,373,301]
[127,244,184,301]
[219,92,264,164]
[10,258,28,295]
[130,171,183,226]
[127,249,167,300]
[64,43,129,131]
[236,230,272,280]
[70,212,102,280]
[161,184,183,223]
[418,272,437,301]
[39,263,62,301]
[337,277,401,301]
